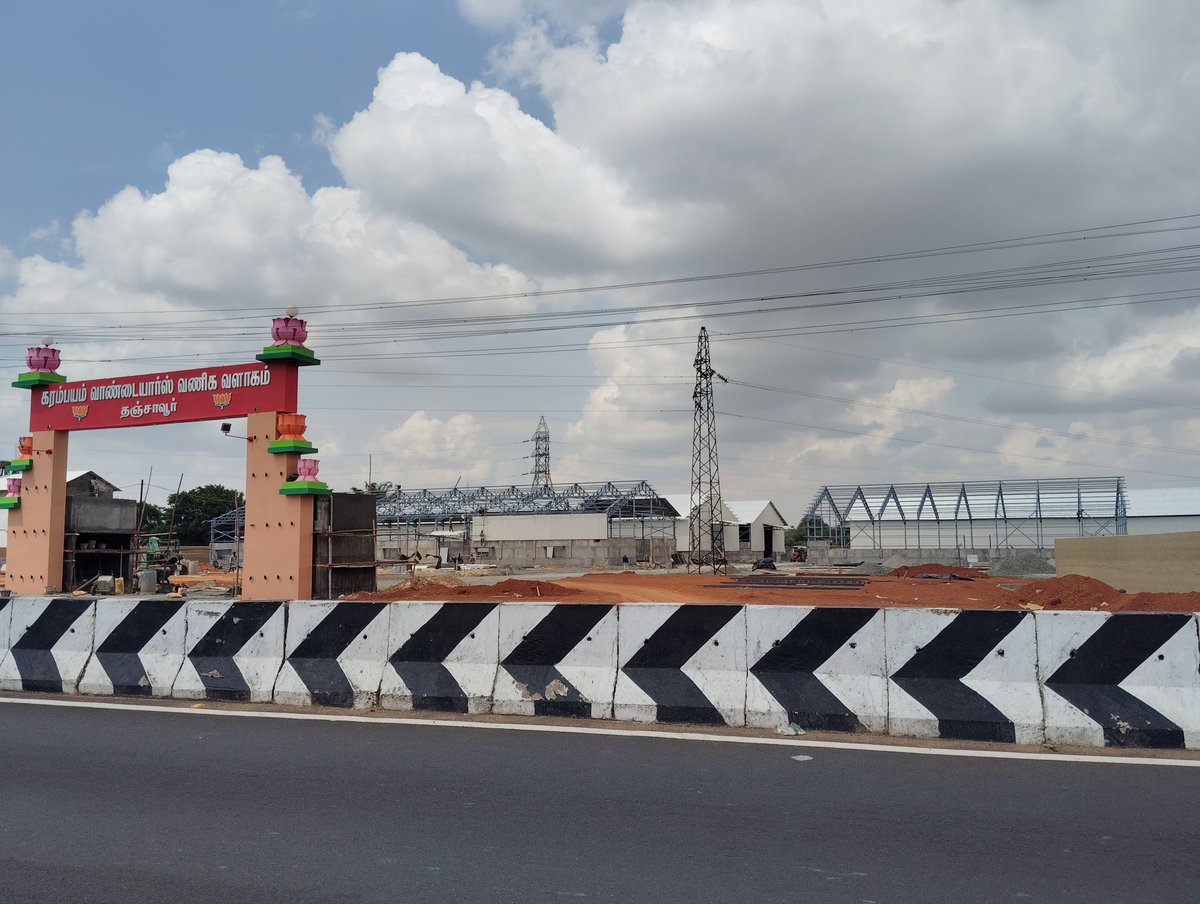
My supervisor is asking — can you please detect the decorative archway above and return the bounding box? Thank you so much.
[3,313,327,600]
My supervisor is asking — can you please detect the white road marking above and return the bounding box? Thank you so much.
[2,695,1198,767]
[791,754,815,762]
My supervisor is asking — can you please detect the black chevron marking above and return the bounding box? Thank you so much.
[891,611,1027,743]
[751,608,879,732]
[11,599,92,693]
[502,605,613,717]
[288,603,388,707]
[1046,614,1191,748]
[623,606,741,725]
[95,600,185,696]
[187,601,282,701]
[389,603,497,712]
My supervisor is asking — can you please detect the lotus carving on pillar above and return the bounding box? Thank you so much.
[296,459,320,481]
[276,413,307,441]
[271,316,308,347]
[26,346,60,373]
[17,436,33,457]
[6,477,21,497]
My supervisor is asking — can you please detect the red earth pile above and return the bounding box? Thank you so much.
[344,569,1200,612]
[891,564,985,579]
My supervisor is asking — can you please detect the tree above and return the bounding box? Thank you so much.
[352,481,395,497]
[136,502,168,536]
[786,514,849,548]
[165,484,240,545]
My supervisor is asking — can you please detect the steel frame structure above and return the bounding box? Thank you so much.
[374,480,680,539]
[209,506,245,547]
[802,477,1128,550]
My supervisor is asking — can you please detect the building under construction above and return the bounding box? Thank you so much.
[800,476,1129,564]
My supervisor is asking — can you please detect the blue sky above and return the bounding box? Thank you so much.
[0,1,563,256]
[2,0,1199,523]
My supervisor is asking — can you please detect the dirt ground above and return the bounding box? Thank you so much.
[347,566,1200,612]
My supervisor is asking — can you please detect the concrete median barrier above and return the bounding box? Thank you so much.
[274,601,391,708]
[78,597,187,697]
[0,597,96,694]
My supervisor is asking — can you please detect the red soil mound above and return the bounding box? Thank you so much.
[1015,574,1121,609]
[347,578,608,602]
[891,564,984,579]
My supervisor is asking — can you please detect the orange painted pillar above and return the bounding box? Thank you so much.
[6,430,70,594]
[240,410,314,600]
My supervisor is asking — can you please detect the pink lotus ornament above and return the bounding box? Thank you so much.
[271,307,308,347]
[26,337,61,373]
[296,459,320,481]
[6,477,21,497]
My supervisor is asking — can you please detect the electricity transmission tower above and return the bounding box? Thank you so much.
[689,327,728,574]
[530,415,554,491]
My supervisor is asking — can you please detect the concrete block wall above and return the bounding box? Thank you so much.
[1,596,1196,750]
[1056,531,1200,593]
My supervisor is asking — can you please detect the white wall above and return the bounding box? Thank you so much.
[473,513,609,542]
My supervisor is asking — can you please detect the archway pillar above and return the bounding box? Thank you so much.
[5,430,70,594]
[241,410,313,600]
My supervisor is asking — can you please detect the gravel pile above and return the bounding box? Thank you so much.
[990,551,1054,577]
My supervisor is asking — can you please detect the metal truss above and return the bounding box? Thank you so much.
[209,506,245,546]
[802,477,1128,550]
[375,480,680,525]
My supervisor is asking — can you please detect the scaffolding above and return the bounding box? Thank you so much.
[802,477,1128,551]
[209,506,244,567]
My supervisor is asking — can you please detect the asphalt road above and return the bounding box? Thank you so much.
[0,701,1197,903]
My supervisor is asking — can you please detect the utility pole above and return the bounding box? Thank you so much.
[689,327,728,574]
[531,415,553,492]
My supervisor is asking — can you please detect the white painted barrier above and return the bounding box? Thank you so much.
[380,601,500,713]
[274,601,392,708]
[745,606,887,733]
[79,597,188,697]
[614,603,747,726]
[493,603,619,719]
[0,597,96,694]
[1036,611,1200,750]
[885,608,1043,745]
[172,600,287,703]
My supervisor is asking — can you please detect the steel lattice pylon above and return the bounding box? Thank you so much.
[689,327,728,574]
[530,415,553,492]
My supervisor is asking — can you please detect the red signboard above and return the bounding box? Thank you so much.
[28,362,299,432]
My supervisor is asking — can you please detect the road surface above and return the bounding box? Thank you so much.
[0,699,1196,902]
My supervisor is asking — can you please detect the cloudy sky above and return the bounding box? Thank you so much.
[3,0,1199,541]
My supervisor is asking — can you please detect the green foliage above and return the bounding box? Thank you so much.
[137,502,168,536]
[166,484,240,545]
[352,480,395,497]
[786,514,850,548]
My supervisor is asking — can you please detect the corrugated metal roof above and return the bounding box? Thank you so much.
[1126,487,1200,518]
[725,500,788,526]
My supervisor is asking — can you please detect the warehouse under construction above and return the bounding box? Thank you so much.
[800,476,1129,564]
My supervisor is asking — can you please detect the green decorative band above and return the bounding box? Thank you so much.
[5,459,32,473]
[12,372,67,389]
[256,346,320,366]
[279,480,331,496]
[267,440,318,455]
[0,497,20,509]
